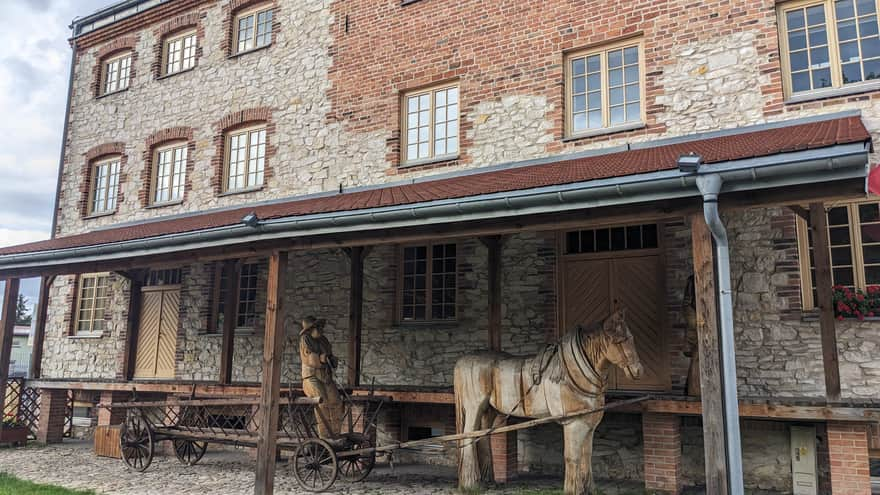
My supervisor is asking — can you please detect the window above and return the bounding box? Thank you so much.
[234,6,273,54]
[797,200,880,308]
[74,273,110,336]
[152,143,187,204]
[400,243,457,321]
[212,262,261,331]
[163,30,197,75]
[89,157,121,215]
[224,126,266,192]
[565,39,644,136]
[779,0,880,97]
[565,223,659,254]
[401,83,459,165]
[102,52,132,95]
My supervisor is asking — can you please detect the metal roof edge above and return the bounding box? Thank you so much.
[71,0,174,37]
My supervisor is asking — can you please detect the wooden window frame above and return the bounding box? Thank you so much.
[209,261,260,333]
[233,4,274,55]
[400,82,460,166]
[162,29,197,76]
[396,242,459,323]
[88,156,122,216]
[564,37,646,138]
[72,272,111,337]
[222,124,267,193]
[778,0,880,99]
[150,142,188,205]
[101,52,133,96]
[797,199,880,309]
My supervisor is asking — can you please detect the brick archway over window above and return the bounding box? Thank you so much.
[92,36,139,97]
[80,143,128,217]
[151,12,206,79]
[221,0,280,56]
[141,127,196,207]
[212,107,276,195]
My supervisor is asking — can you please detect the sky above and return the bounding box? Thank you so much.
[0,0,113,308]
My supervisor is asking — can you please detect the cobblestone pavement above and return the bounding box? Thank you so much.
[0,440,657,494]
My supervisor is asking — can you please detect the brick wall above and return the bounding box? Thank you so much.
[642,413,682,494]
[827,422,872,495]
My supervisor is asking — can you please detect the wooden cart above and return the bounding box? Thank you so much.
[108,393,385,492]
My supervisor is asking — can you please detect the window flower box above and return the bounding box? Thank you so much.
[833,285,880,321]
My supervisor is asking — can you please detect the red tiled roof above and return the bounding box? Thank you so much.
[0,115,870,256]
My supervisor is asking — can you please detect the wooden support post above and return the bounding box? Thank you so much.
[30,276,54,379]
[121,273,143,381]
[220,260,241,385]
[254,251,288,495]
[483,235,503,352]
[0,278,20,428]
[347,247,364,387]
[809,202,842,401]
[690,215,729,495]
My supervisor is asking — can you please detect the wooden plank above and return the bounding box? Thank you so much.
[121,272,143,380]
[349,388,455,404]
[347,247,364,387]
[220,260,240,385]
[254,251,288,495]
[0,278,20,430]
[809,202,841,401]
[27,379,263,396]
[30,275,55,379]
[482,236,503,352]
[94,425,122,459]
[691,214,729,495]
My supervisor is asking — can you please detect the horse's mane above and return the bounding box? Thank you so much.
[543,321,604,385]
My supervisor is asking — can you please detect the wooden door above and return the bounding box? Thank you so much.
[561,254,669,391]
[133,287,179,379]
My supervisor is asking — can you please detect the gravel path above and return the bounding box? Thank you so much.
[0,440,652,494]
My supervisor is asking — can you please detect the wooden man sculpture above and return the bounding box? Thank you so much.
[454,306,643,495]
[299,316,344,438]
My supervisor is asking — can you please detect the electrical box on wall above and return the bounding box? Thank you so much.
[791,425,818,495]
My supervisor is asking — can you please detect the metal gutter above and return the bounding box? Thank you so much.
[0,142,868,272]
[49,36,78,240]
[71,0,174,37]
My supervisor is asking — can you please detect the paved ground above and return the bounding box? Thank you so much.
[0,440,654,494]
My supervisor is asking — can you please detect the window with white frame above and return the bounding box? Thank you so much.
[401,83,459,165]
[89,157,121,215]
[152,143,187,204]
[102,52,132,95]
[163,30,197,75]
[778,0,880,97]
[74,273,110,336]
[234,6,273,54]
[797,200,880,308]
[566,39,644,136]
[224,126,266,192]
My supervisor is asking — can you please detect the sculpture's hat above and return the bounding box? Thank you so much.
[300,316,318,335]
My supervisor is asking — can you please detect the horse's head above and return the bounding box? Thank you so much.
[600,306,643,381]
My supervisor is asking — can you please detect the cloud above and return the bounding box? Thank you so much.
[0,228,49,248]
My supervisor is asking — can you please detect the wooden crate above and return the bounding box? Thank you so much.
[94,425,121,459]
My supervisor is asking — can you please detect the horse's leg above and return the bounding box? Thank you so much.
[563,419,597,495]
[477,407,498,483]
[458,397,488,490]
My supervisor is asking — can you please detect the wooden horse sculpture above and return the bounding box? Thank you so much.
[454,308,643,495]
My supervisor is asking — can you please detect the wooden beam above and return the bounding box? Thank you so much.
[691,214,729,495]
[482,235,503,352]
[219,260,241,385]
[788,205,810,221]
[254,251,288,495]
[347,246,364,387]
[0,278,20,427]
[809,202,842,401]
[120,272,143,381]
[29,275,55,379]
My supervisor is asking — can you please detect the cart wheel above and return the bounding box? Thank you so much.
[173,439,208,466]
[291,438,338,492]
[338,433,375,483]
[120,415,154,472]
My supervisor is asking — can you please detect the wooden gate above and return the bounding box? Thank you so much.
[133,286,180,379]
[559,232,669,391]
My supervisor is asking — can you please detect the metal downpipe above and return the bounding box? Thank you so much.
[696,173,745,495]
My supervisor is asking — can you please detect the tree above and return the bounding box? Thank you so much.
[15,294,31,326]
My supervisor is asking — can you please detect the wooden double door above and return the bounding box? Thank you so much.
[559,251,669,391]
[133,285,180,379]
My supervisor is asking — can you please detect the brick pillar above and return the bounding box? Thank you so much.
[97,391,128,426]
[490,424,518,483]
[643,413,682,494]
[827,422,871,495]
[36,389,67,444]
